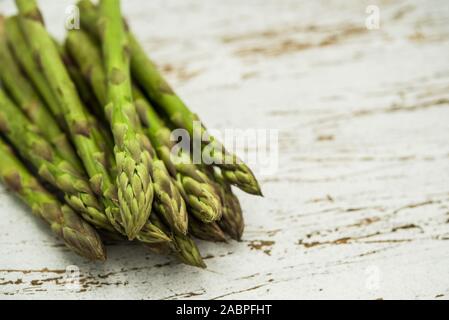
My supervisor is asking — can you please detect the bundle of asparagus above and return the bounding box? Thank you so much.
[0,0,261,268]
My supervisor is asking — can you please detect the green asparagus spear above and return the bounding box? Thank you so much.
[14,0,126,237]
[189,217,227,242]
[77,0,261,196]
[67,63,104,123]
[150,214,206,268]
[212,168,244,241]
[0,20,82,171]
[172,233,207,268]
[136,222,171,245]
[0,88,112,232]
[57,40,116,173]
[0,137,106,261]
[65,29,188,235]
[62,48,108,136]
[95,0,154,238]
[64,31,108,112]
[173,233,207,268]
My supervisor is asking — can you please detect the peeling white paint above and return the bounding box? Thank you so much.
[0,0,448,299]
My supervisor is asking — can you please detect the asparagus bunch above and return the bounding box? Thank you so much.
[96,0,155,239]
[64,30,220,226]
[0,86,170,244]
[14,0,125,241]
[0,0,258,268]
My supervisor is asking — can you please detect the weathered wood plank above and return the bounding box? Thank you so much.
[0,0,448,299]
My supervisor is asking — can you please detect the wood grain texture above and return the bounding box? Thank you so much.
[0,0,448,299]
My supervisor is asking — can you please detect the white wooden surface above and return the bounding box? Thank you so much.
[1,0,449,299]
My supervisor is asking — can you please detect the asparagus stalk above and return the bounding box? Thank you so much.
[150,214,206,268]
[212,169,244,241]
[77,0,261,196]
[95,0,154,239]
[136,222,171,245]
[67,61,103,116]
[14,0,128,237]
[0,137,106,261]
[65,62,116,171]
[56,37,116,168]
[172,233,207,268]
[65,29,188,235]
[61,47,108,136]
[57,40,116,173]
[0,88,113,232]
[144,234,205,264]
[0,20,82,171]
[64,31,108,112]
[189,217,227,242]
